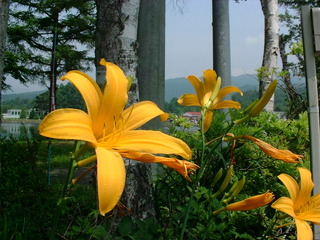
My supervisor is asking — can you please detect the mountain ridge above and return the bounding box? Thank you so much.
[3,74,305,103]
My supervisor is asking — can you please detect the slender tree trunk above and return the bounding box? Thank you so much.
[49,9,58,112]
[0,0,10,123]
[260,0,279,112]
[137,0,165,129]
[279,35,305,118]
[95,0,155,219]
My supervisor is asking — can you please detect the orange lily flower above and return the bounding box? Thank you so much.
[240,135,302,163]
[39,60,198,215]
[177,69,243,132]
[225,190,274,211]
[272,168,320,240]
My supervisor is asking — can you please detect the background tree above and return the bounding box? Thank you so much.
[4,0,95,110]
[137,0,165,129]
[278,0,320,118]
[95,0,157,219]
[95,0,140,106]
[259,0,279,112]
[0,0,10,122]
[33,82,85,115]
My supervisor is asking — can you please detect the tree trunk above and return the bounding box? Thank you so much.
[95,0,139,106]
[137,0,165,130]
[279,34,305,118]
[212,0,231,89]
[95,0,155,219]
[259,0,279,112]
[0,0,10,123]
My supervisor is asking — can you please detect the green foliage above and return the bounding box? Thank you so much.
[0,103,310,239]
[4,0,95,87]
[33,82,86,115]
[1,97,34,114]
[28,109,39,119]
[155,110,310,239]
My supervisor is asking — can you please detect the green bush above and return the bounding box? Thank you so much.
[0,110,310,239]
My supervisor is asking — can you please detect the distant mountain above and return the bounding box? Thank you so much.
[2,74,306,104]
[2,90,46,102]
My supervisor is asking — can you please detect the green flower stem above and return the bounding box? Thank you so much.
[179,111,235,240]
[179,110,207,240]
[261,211,279,239]
[49,141,83,240]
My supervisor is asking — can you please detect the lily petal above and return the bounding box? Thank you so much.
[118,150,199,181]
[203,69,217,103]
[110,130,192,159]
[177,94,201,107]
[278,173,299,205]
[96,147,126,215]
[209,100,241,110]
[186,75,205,106]
[203,111,213,133]
[295,218,313,240]
[98,60,129,136]
[295,168,314,211]
[61,71,102,121]
[38,109,97,143]
[215,86,243,102]
[122,101,168,130]
[298,208,320,224]
[271,197,296,218]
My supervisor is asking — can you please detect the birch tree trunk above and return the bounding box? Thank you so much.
[260,0,279,112]
[95,0,139,105]
[0,0,10,123]
[95,0,155,219]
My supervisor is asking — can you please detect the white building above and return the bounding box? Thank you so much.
[2,109,22,119]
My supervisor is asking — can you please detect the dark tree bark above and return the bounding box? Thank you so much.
[0,0,10,122]
[279,34,306,118]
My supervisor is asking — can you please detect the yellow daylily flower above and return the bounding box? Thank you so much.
[177,69,243,132]
[225,190,274,211]
[271,168,320,240]
[39,60,198,216]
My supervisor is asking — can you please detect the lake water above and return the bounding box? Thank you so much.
[0,122,40,138]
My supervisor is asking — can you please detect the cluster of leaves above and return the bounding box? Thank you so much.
[33,82,86,116]
[154,110,310,239]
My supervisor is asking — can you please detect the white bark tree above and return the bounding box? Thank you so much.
[95,0,140,106]
[95,0,157,219]
[0,0,10,122]
[260,0,279,112]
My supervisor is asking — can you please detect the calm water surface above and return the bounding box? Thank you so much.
[1,121,40,138]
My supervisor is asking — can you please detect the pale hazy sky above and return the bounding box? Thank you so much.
[165,0,264,79]
[6,0,265,93]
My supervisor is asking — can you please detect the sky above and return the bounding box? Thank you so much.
[6,0,265,93]
[165,0,264,79]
